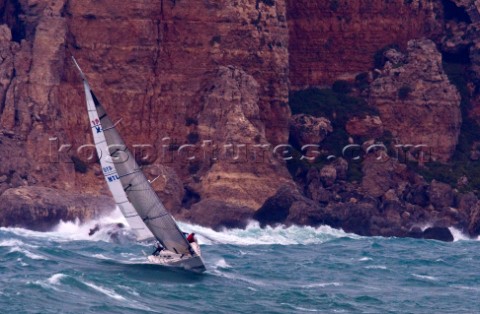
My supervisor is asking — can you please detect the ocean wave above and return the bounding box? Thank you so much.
[9,246,47,260]
[47,273,67,285]
[281,303,320,312]
[81,280,126,301]
[210,268,267,287]
[178,221,359,246]
[2,206,479,247]
[0,238,38,248]
[1,208,359,246]
[27,274,66,291]
[213,258,231,269]
[448,227,472,242]
[412,274,438,281]
[365,265,388,270]
[0,209,132,243]
[303,282,342,288]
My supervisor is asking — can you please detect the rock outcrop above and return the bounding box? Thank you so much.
[0,0,479,243]
[0,186,114,231]
[345,115,384,139]
[369,39,462,162]
[184,66,294,213]
[287,0,443,87]
[289,114,332,147]
[0,0,294,229]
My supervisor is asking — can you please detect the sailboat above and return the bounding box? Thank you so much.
[73,57,206,273]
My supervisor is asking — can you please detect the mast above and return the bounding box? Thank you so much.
[74,57,193,255]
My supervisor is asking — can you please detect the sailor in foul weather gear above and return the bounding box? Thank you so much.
[152,243,164,256]
[187,233,196,243]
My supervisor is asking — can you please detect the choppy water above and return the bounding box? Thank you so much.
[0,210,479,313]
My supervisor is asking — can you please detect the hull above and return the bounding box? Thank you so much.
[147,242,206,273]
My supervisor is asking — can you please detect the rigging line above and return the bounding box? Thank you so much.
[118,169,141,178]
[103,118,123,131]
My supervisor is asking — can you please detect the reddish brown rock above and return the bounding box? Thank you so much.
[0,186,115,231]
[186,66,294,211]
[345,115,384,139]
[369,39,462,162]
[180,199,253,231]
[287,0,442,87]
[0,0,293,227]
[289,114,332,147]
[361,155,409,198]
[469,204,480,236]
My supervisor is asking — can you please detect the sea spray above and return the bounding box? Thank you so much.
[1,215,480,313]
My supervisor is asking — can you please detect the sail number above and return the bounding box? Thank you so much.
[92,118,103,133]
[102,166,114,173]
[107,174,120,182]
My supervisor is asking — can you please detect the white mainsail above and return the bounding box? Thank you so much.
[74,57,196,257]
[77,69,154,241]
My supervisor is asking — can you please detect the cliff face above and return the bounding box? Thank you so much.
[287,0,443,88]
[369,39,462,162]
[0,0,293,220]
[1,0,480,238]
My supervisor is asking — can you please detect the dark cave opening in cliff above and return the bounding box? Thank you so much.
[182,186,200,209]
[442,45,471,65]
[441,0,472,23]
[0,0,26,42]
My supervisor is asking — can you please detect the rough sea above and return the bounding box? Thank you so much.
[0,209,479,313]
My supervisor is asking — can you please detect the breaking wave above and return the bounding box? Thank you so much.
[1,207,477,246]
[1,208,359,246]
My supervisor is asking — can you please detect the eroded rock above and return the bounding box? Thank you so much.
[0,186,115,231]
[370,39,462,162]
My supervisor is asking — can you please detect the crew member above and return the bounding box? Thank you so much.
[187,233,196,243]
[152,242,164,256]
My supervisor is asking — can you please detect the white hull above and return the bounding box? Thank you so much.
[147,243,206,272]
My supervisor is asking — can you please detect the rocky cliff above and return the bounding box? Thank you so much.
[369,39,462,162]
[287,0,443,88]
[0,0,480,240]
[0,0,293,228]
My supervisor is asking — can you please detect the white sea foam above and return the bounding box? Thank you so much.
[47,273,67,285]
[451,285,480,292]
[304,282,342,288]
[0,239,25,247]
[9,246,47,260]
[365,265,387,270]
[17,258,28,267]
[118,285,140,297]
[92,253,111,260]
[213,258,231,269]
[0,239,39,249]
[28,274,66,291]
[412,274,437,281]
[1,209,133,243]
[449,227,471,242]
[210,268,267,286]
[178,221,358,246]
[359,257,372,262]
[281,303,320,312]
[82,280,126,301]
